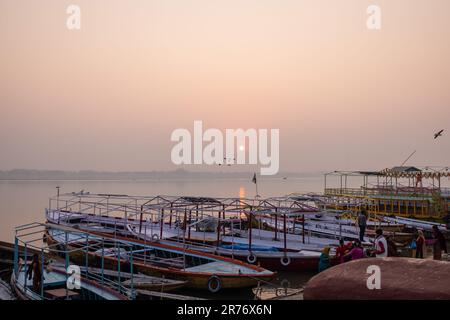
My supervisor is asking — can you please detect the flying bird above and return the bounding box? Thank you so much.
[434,129,444,139]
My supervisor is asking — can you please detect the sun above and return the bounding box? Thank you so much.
[239,145,245,151]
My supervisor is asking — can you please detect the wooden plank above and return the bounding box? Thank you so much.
[45,288,79,299]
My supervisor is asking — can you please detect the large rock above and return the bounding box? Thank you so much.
[303,257,450,300]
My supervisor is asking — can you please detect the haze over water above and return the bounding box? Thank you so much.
[0,176,324,242]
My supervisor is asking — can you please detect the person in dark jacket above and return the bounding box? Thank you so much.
[432,225,447,255]
[26,254,42,293]
[443,214,450,230]
[357,210,367,241]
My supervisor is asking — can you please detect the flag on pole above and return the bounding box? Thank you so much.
[252,173,260,198]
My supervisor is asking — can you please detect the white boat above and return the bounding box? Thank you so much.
[382,216,447,232]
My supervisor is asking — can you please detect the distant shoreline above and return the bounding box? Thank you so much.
[0,169,325,181]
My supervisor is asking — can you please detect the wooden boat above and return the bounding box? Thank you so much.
[46,207,336,271]
[50,216,329,271]
[11,265,128,300]
[73,266,187,292]
[162,240,323,272]
[45,226,276,293]
[12,222,132,300]
[323,167,450,219]
[382,216,448,232]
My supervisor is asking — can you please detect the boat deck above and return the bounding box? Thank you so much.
[185,261,271,275]
[14,268,122,300]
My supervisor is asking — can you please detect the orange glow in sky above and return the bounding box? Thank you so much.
[0,0,449,172]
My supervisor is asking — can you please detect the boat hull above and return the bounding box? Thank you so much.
[45,231,275,291]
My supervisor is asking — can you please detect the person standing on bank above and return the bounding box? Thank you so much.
[432,225,448,259]
[357,209,367,242]
[415,230,425,259]
[374,229,388,257]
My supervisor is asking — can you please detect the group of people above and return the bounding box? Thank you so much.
[317,208,449,273]
[410,225,448,259]
[317,207,393,273]
[318,228,391,272]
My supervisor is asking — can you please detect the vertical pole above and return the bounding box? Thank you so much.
[40,249,45,299]
[187,210,191,241]
[24,243,28,293]
[13,236,18,277]
[216,213,221,249]
[183,209,187,245]
[56,186,60,210]
[101,240,105,287]
[248,208,253,252]
[302,214,305,244]
[274,211,278,241]
[65,232,69,299]
[283,213,287,253]
[222,205,226,236]
[160,209,164,240]
[117,241,121,293]
[196,205,199,232]
[139,205,144,235]
[130,248,134,300]
[85,234,89,276]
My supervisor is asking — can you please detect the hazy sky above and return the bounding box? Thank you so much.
[0,0,449,173]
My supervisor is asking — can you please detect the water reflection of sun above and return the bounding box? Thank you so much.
[239,186,245,199]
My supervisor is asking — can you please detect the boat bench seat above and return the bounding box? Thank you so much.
[150,256,185,269]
